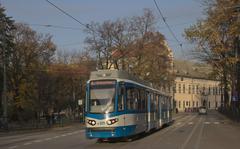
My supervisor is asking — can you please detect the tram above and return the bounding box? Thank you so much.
[85,70,172,140]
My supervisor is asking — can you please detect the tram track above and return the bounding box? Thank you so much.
[115,114,198,149]
[179,116,204,149]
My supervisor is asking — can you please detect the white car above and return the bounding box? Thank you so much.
[199,106,207,115]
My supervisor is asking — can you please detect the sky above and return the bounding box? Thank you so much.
[1,0,205,60]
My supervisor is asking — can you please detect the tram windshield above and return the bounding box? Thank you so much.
[89,80,116,113]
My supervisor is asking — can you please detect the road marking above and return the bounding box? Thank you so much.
[194,116,206,149]
[8,146,18,149]
[214,122,220,124]
[188,122,193,125]
[72,131,78,134]
[176,122,181,125]
[33,139,43,143]
[44,138,52,141]
[53,136,60,139]
[23,142,32,145]
[180,117,203,149]
[66,132,73,135]
[61,134,66,137]
[163,115,197,136]
[204,122,210,125]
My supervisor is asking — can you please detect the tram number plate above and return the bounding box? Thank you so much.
[98,121,105,125]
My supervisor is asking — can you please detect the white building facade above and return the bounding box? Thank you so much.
[174,76,222,112]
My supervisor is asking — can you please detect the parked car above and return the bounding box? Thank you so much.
[199,106,207,115]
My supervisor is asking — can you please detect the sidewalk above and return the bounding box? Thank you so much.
[0,122,85,137]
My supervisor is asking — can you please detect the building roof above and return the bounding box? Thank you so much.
[173,60,213,80]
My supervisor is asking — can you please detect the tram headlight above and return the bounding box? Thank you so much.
[91,120,96,125]
[87,119,96,126]
[107,118,119,125]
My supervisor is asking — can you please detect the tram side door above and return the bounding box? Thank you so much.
[118,82,126,136]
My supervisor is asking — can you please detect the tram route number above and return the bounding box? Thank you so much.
[97,121,105,126]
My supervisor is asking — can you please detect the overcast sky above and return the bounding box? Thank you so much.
[1,0,205,60]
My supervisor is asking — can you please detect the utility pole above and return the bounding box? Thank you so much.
[235,5,240,107]
[2,45,8,130]
[232,5,240,112]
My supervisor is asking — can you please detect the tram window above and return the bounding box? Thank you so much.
[156,95,159,111]
[135,89,141,111]
[118,85,125,111]
[126,88,138,111]
[150,93,155,112]
[140,89,145,111]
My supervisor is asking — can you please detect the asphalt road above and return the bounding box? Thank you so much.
[1,111,240,149]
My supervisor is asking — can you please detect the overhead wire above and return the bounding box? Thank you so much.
[153,0,186,57]
[29,23,82,31]
[45,0,95,33]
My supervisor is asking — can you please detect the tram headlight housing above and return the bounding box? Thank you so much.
[107,118,119,125]
[87,119,96,126]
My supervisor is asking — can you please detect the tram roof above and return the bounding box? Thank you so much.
[90,69,149,84]
[89,70,170,96]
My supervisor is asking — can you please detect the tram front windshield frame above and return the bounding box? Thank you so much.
[89,80,116,113]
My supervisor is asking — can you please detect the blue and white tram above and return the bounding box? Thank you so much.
[85,70,172,139]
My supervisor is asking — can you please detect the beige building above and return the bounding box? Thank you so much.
[173,60,222,112]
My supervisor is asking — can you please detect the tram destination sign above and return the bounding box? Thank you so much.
[90,80,115,85]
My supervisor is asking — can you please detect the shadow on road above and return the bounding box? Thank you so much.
[96,121,174,143]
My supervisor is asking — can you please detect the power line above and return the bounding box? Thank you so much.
[23,67,89,75]
[153,0,184,53]
[45,0,94,32]
[29,23,82,31]
[153,0,182,46]
[27,20,191,32]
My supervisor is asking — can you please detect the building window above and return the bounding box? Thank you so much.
[192,85,195,94]
[188,85,191,94]
[196,85,199,94]
[173,83,176,93]
[193,101,195,107]
[213,87,215,95]
[186,101,189,106]
[196,101,198,107]
[209,86,211,95]
[183,101,185,108]
[183,84,185,93]
[209,101,211,108]
[178,84,181,93]
[179,101,181,108]
[181,77,184,81]
[215,101,218,108]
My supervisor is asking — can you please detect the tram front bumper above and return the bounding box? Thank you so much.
[86,125,136,139]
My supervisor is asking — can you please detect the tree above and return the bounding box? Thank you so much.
[0,5,15,127]
[8,23,56,121]
[84,9,174,88]
[184,0,240,109]
[130,32,173,88]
